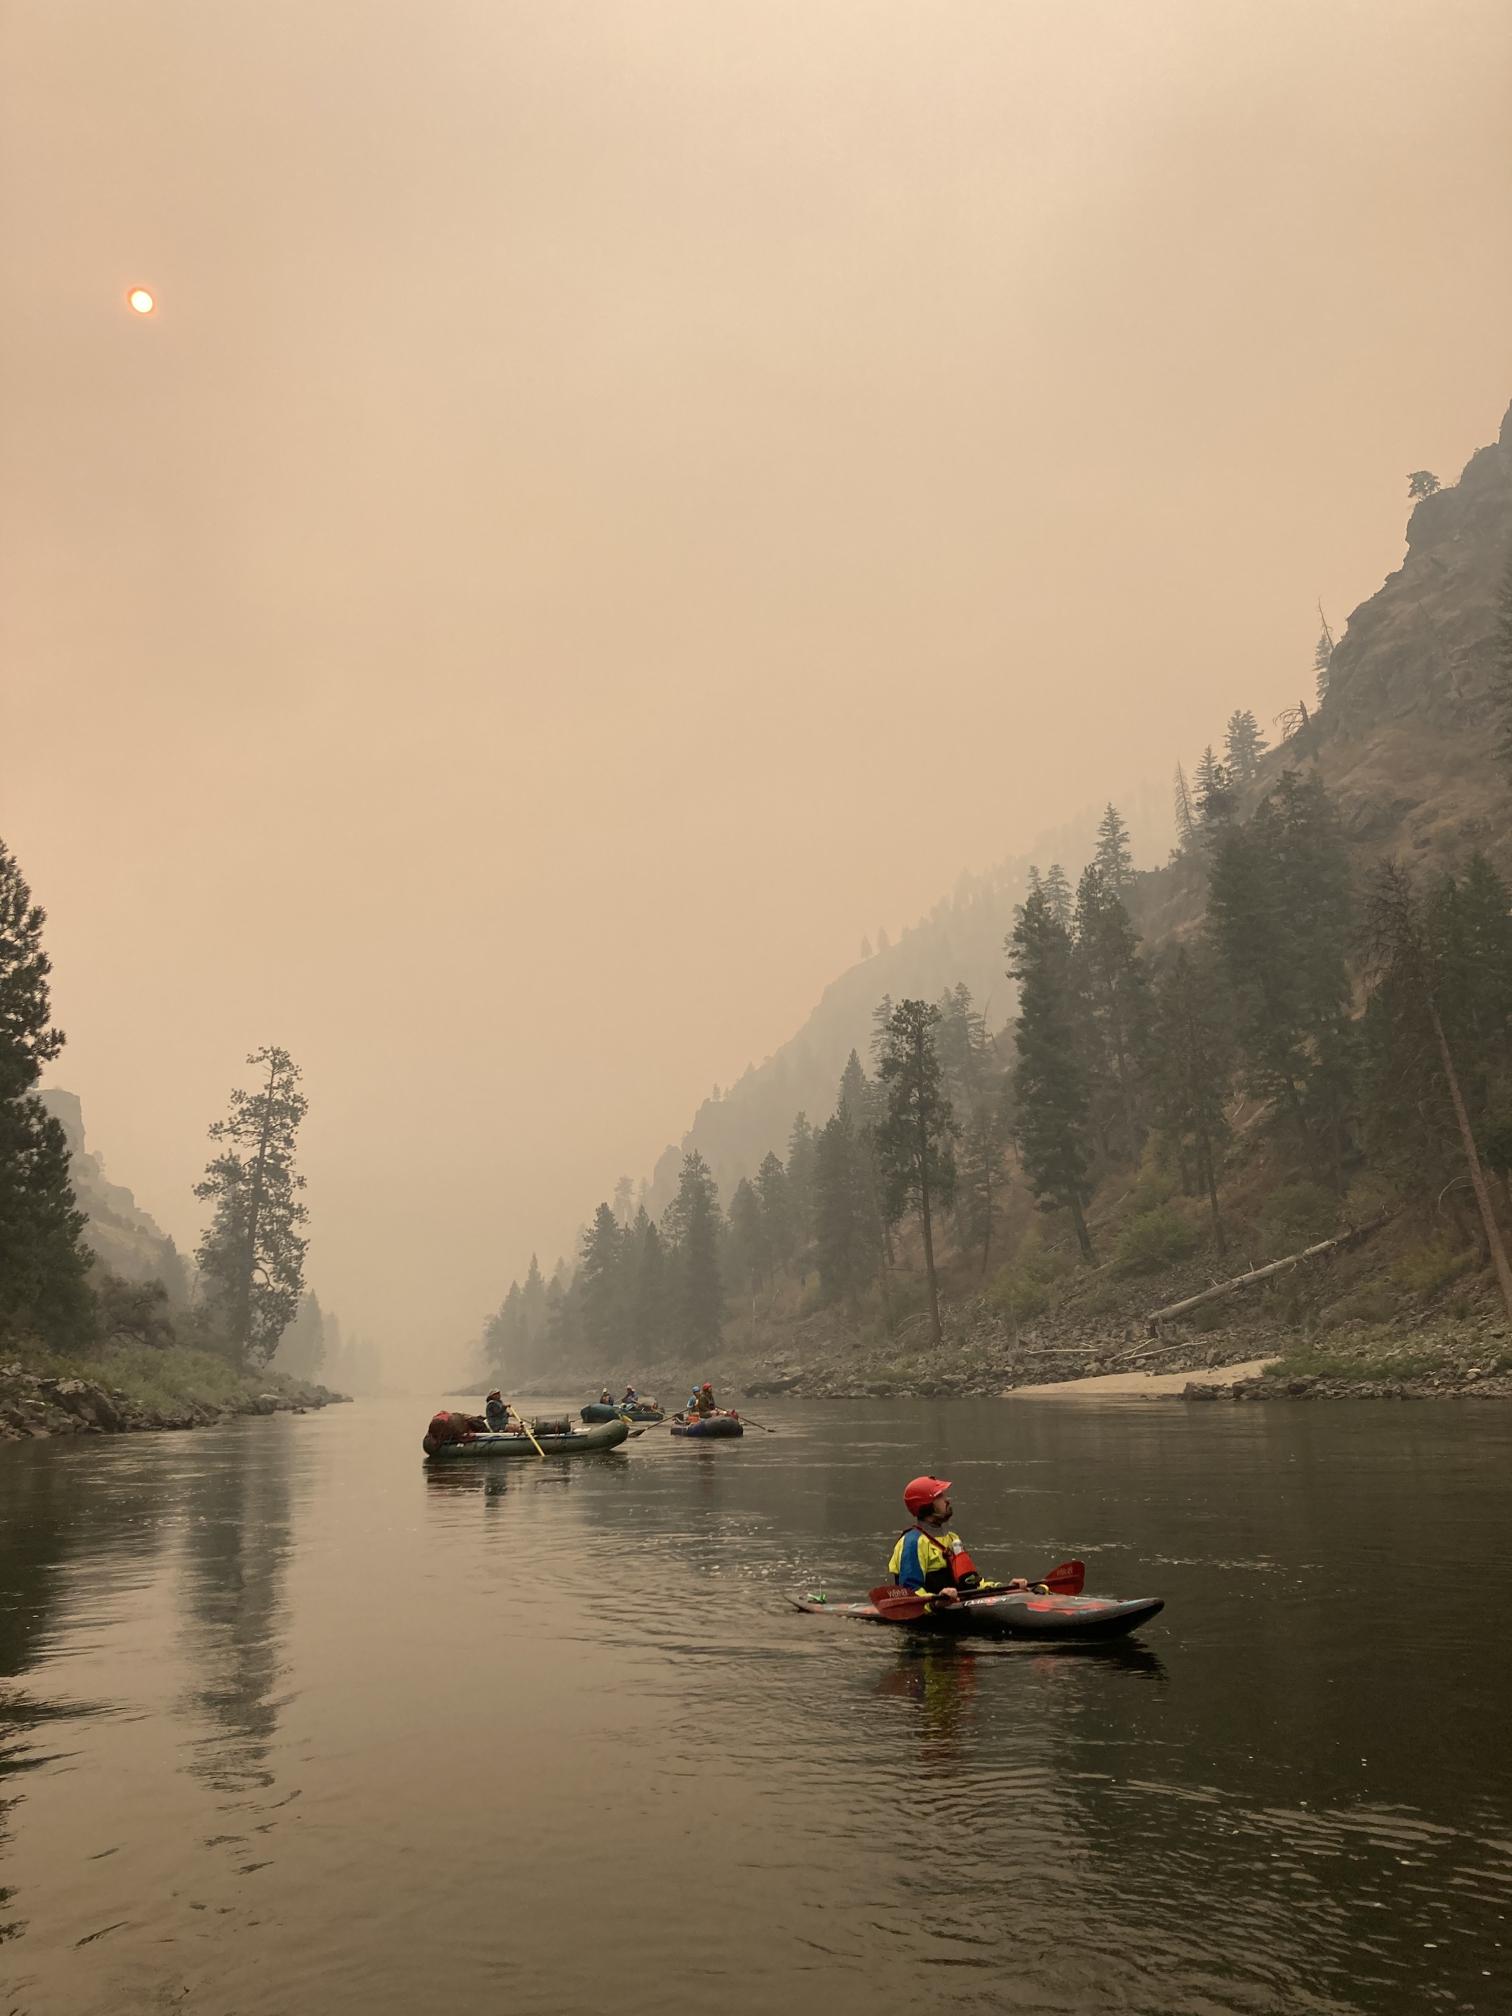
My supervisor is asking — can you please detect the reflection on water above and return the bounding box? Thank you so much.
[0,1396,1509,2015]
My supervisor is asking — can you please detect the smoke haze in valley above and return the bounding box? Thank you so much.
[3,0,1510,1372]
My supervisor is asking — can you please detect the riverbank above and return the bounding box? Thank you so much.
[0,1344,348,1444]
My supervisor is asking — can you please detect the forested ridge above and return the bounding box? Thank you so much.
[484,401,1512,1395]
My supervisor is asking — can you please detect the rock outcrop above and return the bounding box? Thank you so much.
[0,1359,346,1442]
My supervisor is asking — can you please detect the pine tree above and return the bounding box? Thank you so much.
[666,1151,722,1359]
[727,1177,768,1304]
[836,1048,890,1267]
[956,1088,1009,1276]
[1042,863,1073,931]
[1150,945,1233,1252]
[1223,709,1267,785]
[785,1113,818,1276]
[627,1207,670,1360]
[578,1203,624,1358]
[1363,860,1512,1322]
[875,999,959,1343]
[1314,604,1336,704]
[520,1253,547,1356]
[1093,803,1133,894]
[1173,763,1199,852]
[484,1280,526,1380]
[275,1290,326,1379]
[1074,864,1153,1164]
[194,1047,309,1369]
[860,934,873,961]
[755,1150,795,1275]
[0,838,93,1345]
[612,1175,635,1226]
[1207,772,1355,1175]
[1007,887,1096,1259]
[1194,746,1235,827]
[1407,470,1441,501]
[812,1107,880,1310]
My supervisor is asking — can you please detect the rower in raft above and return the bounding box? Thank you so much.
[890,1476,1031,1606]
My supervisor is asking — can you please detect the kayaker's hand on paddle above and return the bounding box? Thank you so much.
[930,1587,961,1607]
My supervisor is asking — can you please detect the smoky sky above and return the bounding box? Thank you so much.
[3,1,1510,1370]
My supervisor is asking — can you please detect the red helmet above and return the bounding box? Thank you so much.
[903,1475,952,1516]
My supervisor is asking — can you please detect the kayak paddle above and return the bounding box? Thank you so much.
[867,1560,1086,1622]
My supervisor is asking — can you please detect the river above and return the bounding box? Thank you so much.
[1,1394,1509,2014]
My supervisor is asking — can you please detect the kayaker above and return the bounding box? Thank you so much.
[484,1389,510,1432]
[890,1477,1028,1605]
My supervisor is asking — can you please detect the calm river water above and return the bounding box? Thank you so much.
[2,1394,1510,2015]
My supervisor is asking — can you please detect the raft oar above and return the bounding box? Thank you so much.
[735,1414,778,1433]
[867,1560,1086,1623]
[509,1408,547,1460]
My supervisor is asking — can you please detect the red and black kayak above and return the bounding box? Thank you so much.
[792,1588,1162,1641]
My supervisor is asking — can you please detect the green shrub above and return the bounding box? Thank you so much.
[1391,1240,1476,1301]
[1113,1205,1197,1276]
[1261,1181,1338,1251]
[1321,1283,1397,1329]
[986,1267,1052,1323]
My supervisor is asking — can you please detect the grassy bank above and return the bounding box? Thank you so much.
[1,1338,346,1442]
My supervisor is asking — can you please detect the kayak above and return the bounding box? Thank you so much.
[581,1402,665,1423]
[424,1418,631,1459]
[670,1414,744,1439]
[792,1588,1163,1641]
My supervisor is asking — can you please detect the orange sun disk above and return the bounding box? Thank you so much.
[127,287,156,315]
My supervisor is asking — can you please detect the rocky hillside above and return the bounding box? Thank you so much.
[38,1088,190,1295]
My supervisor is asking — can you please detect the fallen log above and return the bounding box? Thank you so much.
[1145,1213,1394,1335]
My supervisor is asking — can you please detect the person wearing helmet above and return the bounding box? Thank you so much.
[690,1382,716,1419]
[484,1389,510,1432]
[889,1478,1027,1605]
[599,1387,615,1405]
[620,1384,638,1408]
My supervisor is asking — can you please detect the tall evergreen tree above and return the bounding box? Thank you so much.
[1150,945,1233,1251]
[727,1177,769,1305]
[812,1107,880,1310]
[1207,771,1355,1175]
[875,999,959,1344]
[785,1112,818,1276]
[1363,860,1512,1321]
[1223,709,1268,785]
[1173,762,1199,852]
[577,1202,624,1359]
[0,838,93,1346]
[1194,746,1235,827]
[194,1046,309,1369]
[1074,865,1153,1164]
[1314,604,1336,704]
[1007,888,1096,1259]
[1093,803,1133,894]
[755,1150,795,1276]
[837,1047,890,1266]
[484,1280,526,1380]
[1406,469,1441,500]
[627,1207,670,1361]
[1041,862,1074,931]
[666,1151,722,1359]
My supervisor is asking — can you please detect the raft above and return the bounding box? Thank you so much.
[792,1588,1163,1641]
[670,1414,743,1439]
[581,1402,665,1423]
[425,1417,632,1459]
